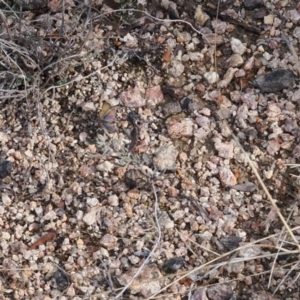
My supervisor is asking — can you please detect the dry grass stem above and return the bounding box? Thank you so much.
[229,126,300,251]
[268,208,294,289]
[1,1,300,298]
[176,229,221,257]
[95,8,212,45]
[148,228,300,299]
[114,181,162,299]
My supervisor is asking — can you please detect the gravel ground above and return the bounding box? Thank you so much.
[1,0,300,299]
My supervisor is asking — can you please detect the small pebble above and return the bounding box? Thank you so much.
[169,60,185,77]
[100,234,118,250]
[153,143,178,171]
[219,166,237,186]
[167,118,194,138]
[227,54,244,67]
[264,14,274,25]
[253,69,295,93]
[244,0,263,9]
[230,37,247,55]
[108,195,119,206]
[162,257,184,273]
[194,5,210,26]
[204,71,219,84]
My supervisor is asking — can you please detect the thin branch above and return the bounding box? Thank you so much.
[115,181,162,299]
[0,0,20,19]
[229,128,300,251]
[94,8,211,44]
[42,52,120,95]
[176,229,221,257]
[268,208,294,289]
[273,260,300,295]
[147,228,300,299]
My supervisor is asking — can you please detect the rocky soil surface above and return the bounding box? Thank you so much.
[1,0,300,299]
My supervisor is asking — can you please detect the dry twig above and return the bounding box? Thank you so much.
[114,181,162,299]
